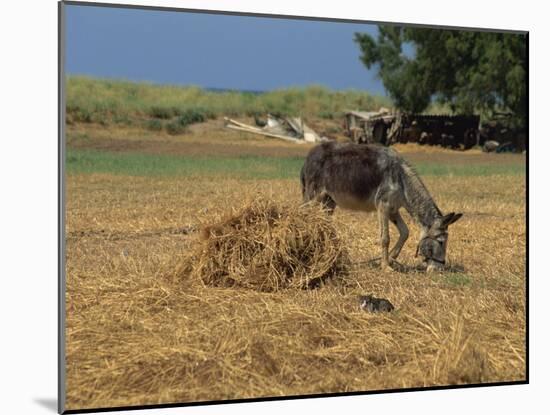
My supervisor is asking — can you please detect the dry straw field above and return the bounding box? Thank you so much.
[65,117,526,411]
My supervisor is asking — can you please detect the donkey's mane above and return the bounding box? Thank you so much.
[398,158,442,227]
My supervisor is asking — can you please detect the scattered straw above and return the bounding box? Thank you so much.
[65,174,526,410]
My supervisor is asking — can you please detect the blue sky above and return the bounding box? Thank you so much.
[65,4,386,95]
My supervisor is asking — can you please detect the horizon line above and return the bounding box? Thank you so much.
[65,73,389,96]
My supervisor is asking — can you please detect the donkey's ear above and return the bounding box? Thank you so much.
[441,212,463,227]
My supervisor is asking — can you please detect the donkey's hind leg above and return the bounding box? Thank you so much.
[316,191,336,215]
[389,210,409,260]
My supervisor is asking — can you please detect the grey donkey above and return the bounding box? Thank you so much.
[300,142,462,272]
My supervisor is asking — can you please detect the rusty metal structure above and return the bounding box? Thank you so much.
[344,109,481,150]
[343,109,396,145]
[479,113,526,153]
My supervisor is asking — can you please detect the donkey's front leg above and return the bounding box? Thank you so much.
[377,204,391,271]
[389,210,409,260]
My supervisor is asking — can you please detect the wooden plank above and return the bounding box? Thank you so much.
[286,117,304,135]
[225,124,305,144]
[224,117,264,132]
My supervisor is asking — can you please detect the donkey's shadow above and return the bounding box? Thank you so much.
[360,258,465,274]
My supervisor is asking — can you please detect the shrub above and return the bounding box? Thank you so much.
[67,104,92,123]
[165,118,187,135]
[182,108,206,124]
[145,119,163,131]
[148,106,174,119]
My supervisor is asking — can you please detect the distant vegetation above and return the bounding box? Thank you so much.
[66,76,391,133]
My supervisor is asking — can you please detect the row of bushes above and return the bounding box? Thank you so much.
[148,108,217,134]
[66,102,217,133]
[66,76,392,132]
[147,106,216,122]
[144,109,217,134]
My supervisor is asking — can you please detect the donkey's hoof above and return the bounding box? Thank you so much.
[389,259,406,272]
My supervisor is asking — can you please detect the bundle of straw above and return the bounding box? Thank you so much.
[184,198,350,291]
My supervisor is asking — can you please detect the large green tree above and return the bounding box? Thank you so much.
[355,27,527,127]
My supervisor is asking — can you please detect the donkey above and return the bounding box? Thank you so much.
[300,142,462,271]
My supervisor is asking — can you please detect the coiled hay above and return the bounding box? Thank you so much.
[185,198,350,291]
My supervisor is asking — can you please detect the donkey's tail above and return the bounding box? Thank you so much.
[300,164,307,201]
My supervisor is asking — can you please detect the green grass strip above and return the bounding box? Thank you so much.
[66,149,526,179]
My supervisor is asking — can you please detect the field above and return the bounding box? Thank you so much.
[64,81,526,411]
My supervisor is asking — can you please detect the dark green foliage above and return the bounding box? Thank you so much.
[148,106,175,119]
[145,119,163,131]
[165,109,215,135]
[355,27,527,127]
[67,100,122,125]
[165,118,187,135]
[178,108,206,124]
[147,106,214,127]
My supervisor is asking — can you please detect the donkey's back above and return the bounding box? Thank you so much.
[301,142,402,212]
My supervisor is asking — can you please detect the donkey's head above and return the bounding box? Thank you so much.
[417,212,462,272]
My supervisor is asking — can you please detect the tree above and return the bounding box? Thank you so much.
[355,27,527,128]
